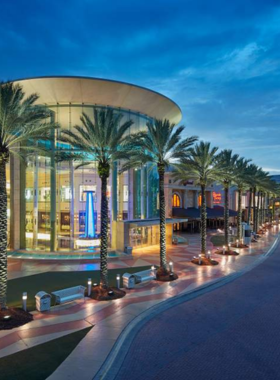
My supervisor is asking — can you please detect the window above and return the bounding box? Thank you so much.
[172,193,181,207]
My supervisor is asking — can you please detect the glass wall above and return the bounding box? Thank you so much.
[22,104,159,252]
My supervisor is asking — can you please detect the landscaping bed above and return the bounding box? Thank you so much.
[0,308,33,330]
[7,266,153,311]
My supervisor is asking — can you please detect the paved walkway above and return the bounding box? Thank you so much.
[115,232,280,380]
[1,228,279,379]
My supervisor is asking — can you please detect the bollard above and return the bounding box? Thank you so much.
[116,274,120,289]
[223,245,225,255]
[151,265,157,277]
[198,254,202,265]
[207,250,211,259]
[236,240,239,248]
[22,292,27,311]
[169,261,174,273]
[87,278,92,297]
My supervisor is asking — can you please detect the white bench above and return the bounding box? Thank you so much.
[52,285,86,305]
[134,269,156,284]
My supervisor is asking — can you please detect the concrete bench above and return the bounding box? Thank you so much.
[134,269,156,284]
[52,285,86,305]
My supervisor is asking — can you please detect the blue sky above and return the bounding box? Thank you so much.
[1,0,280,173]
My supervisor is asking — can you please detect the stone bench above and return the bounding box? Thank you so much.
[52,285,86,305]
[134,269,156,284]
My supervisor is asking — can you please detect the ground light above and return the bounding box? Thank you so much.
[207,250,211,259]
[236,240,239,248]
[169,261,174,272]
[87,278,92,296]
[199,254,202,265]
[116,275,120,289]
[22,292,27,311]
[223,245,226,255]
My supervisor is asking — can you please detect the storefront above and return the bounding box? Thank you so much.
[8,76,182,254]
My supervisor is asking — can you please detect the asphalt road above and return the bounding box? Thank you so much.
[115,241,280,380]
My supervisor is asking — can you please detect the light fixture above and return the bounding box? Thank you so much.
[169,261,174,272]
[87,278,92,296]
[22,292,27,311]
[116,274,120,289]
[199,254,202,265]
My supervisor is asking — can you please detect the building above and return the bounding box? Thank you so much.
[8,76,184,255]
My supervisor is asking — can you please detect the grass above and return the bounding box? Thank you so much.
[7,266,153,311]
[0,326,93,380]
[210,235,236,247]
[210,235,226,247]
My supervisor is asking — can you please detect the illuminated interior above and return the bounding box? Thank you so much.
[172,193,181,207]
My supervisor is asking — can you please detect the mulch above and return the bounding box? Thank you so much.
[215,249,239,256]
[191,257,219,266]
[89,286,126,301]
[156,267,178,282]
[0,308,33,330]
[231,243,249,249]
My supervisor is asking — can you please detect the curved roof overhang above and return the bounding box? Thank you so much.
[12,76,182,124]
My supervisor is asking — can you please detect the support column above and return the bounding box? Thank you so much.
[33,155,39,248]
[111,161,118,222]
[128,169,134,220]
[10,155,21,250]
[19,159,26,249]
[50,134,56,252]
[70,161,75,249]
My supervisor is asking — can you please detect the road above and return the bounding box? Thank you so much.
[115,241,280,380]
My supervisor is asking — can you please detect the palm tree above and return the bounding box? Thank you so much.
[173,141,221,260]
[60,108,133,290]
[122,119,197,277]
[0,82,57,310]
[216,150,239,249]
[233,158,251,241]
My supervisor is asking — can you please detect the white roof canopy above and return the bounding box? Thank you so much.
[13,76,182,124]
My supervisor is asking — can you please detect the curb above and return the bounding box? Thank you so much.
[94,233,280,380]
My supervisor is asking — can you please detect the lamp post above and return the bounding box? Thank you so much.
[198,254,202,265]
[223,245,225,255]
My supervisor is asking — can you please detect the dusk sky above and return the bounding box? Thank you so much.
[1,0,280,173]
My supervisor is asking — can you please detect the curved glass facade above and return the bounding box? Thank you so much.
[22,104,159,252]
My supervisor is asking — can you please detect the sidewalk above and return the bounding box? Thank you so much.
[1,228,279,379]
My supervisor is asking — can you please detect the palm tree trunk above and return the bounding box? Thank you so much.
[224,184,229,248]
[201,184,207,256]
[272,198,275,221]
[256,191,260,232]
[158,165,167,272]
[237,188,242,240]
[248,188,252,225]
[260,193,264,226]
[253,187,256,233]
[100,175,109,288]
[263,193,266,224]
[0,160,8,310]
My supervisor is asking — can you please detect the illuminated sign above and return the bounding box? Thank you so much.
[213,192,222,204]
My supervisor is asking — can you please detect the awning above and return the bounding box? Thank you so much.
[172,206,237,219]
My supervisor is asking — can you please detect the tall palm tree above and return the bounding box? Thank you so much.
[173,141,221,259]
[0,82,57,310]
[233,158,251,241]
[60,108,133,289]
[216,150,239,249]
[122,119,197,277]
